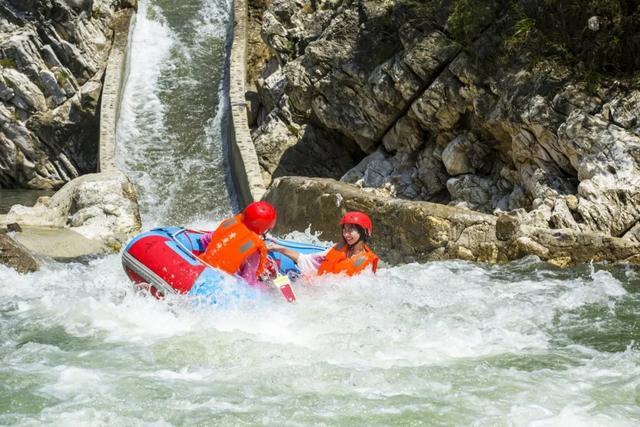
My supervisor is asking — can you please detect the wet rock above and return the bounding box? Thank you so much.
[2,171,141,253]
[451,245,475,261]
[476,242,499,263]
[516,236,550,258]
[265,176,640,266]
[264,176,500,265]
[6,222,22,232]
[496,213,520,241]
[0,233,40,273]
[548,256,572,268]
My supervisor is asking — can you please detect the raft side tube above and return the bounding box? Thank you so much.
[267,237,327,276]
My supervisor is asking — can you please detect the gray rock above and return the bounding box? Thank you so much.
[257,61,287,113]
[0,74,15,101]
[40,45,64,69]
[253,106,362,186]
[2,171,141,252]
[0,0,134,188]
[38,69,66,105]
[447,174,495,211]
[442,132,489,176]
[264,176,640,266]
[264,176,500,264]
[2,68,47,112]
[604,90,640,133]
[253,0,640,251]
[0,233,40,273]
[496,213,520,241]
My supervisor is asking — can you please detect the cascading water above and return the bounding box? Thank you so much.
[116,0,233,226]
[1,0,639,425]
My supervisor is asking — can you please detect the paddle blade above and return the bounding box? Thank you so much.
[273,275,296,303]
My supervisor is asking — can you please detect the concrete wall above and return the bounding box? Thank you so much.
[228,0,267,209]
[99,8,136,172]
[102,0,265,207]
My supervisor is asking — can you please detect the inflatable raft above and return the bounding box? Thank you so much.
[122,227,325,302]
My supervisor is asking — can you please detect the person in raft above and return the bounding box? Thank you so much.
[268,211,379,278]
[198,201,277,286]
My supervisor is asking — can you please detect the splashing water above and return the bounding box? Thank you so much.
[2,256,639,425]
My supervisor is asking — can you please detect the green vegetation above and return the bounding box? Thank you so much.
[302,2,314,14]
[0,57,17,69]
[284,39,295,55]
[506,16,535,48]
[446,0,498,44]
[504,0,640,81]
[447,0,476,42]
[55,69,70,86]
[286,123,301,138]
[92,5,103,20]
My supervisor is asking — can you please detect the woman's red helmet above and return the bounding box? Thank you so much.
[340,211,373,237]
[243,201,277,235]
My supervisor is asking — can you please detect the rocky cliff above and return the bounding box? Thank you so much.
[250,0,640,245]
[0,0,136,190]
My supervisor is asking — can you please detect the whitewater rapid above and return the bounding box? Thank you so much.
[2,255,639,425]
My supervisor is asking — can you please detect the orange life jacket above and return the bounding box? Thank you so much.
[317,241,379,276]
[199,215,267,277]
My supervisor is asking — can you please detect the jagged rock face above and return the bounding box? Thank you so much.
[254,0,640,240]
[0,0,134,189]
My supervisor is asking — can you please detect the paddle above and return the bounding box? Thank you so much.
[271,273,297,303]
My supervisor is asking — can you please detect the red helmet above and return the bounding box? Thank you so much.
[243,201,277,235]
[340,211,373,237]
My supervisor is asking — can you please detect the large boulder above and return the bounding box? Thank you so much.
[264,176,640,266]
[265,175,502,264]
[1,170,141,257]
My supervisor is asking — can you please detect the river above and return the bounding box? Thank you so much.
[1,0,639,425]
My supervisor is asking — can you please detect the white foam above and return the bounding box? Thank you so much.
[40,366,110,400]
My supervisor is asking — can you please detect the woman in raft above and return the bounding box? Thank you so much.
[268,211,379,278]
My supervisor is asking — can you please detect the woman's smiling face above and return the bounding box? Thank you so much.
[342,223,361,245]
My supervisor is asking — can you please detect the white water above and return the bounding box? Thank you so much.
[2,257,639,425]
[2,0,640,425]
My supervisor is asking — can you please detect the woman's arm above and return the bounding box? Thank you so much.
[268,243,301,263]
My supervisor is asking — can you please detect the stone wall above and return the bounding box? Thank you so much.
[99,7,135,171]
[227,0,267,208]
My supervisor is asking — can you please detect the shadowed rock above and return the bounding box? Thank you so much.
[0,232,40,273]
